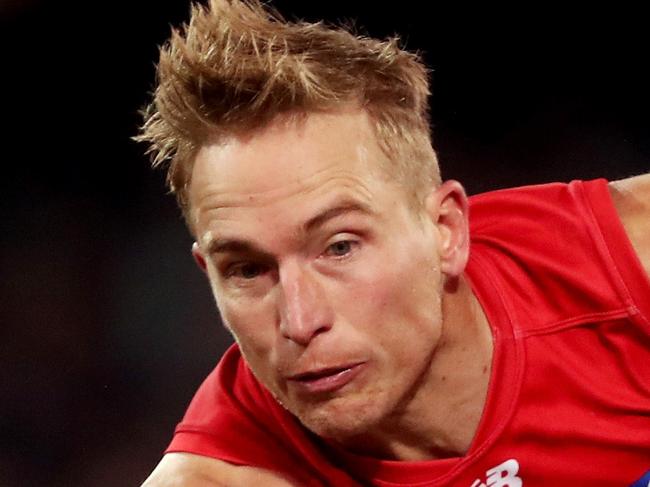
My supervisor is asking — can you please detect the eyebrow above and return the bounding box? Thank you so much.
[206,239,262,255]
[303,201,374,233]
[205,200,374,255]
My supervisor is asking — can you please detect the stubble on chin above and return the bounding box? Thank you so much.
[292,385,389,444]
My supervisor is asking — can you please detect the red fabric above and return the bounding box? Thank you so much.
[167,179,650,486]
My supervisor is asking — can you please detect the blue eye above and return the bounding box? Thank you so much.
[228,262,264,279]
[326,240,354,257]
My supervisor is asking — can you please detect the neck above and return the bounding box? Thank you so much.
[339,274,493,461]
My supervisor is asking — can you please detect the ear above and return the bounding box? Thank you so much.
[192,242,208,273]
[425,180,470,278]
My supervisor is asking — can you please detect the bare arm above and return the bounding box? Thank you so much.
[141,452,302,487]
[609,173,650,278]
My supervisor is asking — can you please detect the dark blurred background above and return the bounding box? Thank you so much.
[1,1,647,485]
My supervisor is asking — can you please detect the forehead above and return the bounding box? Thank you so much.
[188,110,398,229]
[195,111,386,184]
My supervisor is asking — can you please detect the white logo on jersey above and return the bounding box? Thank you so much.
[470,459,522,487]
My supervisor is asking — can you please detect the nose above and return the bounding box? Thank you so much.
[278,262,332,346]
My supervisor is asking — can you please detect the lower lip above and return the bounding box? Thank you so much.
[290,363,366,394]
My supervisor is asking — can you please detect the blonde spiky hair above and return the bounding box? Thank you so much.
[137,0,440,220]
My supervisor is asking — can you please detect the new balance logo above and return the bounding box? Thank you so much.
[471,459,522,487]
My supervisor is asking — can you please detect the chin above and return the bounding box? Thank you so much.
[296,393,387,442]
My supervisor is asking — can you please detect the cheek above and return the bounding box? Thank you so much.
[214,289,279,360]
[219,299,285,392]
[347,242,441,314]
[341,245,443,348]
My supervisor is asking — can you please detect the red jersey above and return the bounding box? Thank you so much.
[167,179,650,486]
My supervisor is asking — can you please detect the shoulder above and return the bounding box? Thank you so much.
[141,452,302,487]
[608,173,650,278]
[466,178,648,332]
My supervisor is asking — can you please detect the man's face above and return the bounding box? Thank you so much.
[189,110,447,443]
